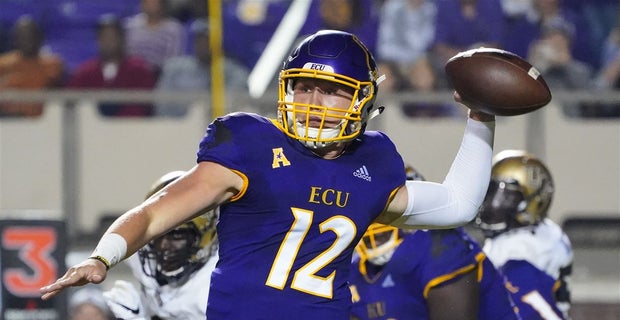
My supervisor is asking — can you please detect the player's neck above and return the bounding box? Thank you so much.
[311,143,347,159]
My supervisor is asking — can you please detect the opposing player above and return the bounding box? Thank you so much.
[477,150,573,320]
[40,30,496,319]
[349,166,519,319]
[103,171,218,319]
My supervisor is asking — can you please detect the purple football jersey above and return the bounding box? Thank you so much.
[502,260,566,320]
[349,228,520,319]
[197,113,405,319]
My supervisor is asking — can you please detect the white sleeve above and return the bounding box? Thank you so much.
[392,118,494,229]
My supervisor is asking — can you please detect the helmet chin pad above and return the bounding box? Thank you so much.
[367,240,397,266]
[296,124,342,149]
[287,109,343,149]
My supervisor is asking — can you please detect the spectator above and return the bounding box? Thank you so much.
[536,0,591,68]
[564,0,619,71]
[222,0,291,70]
[155,19,249,117]
[600,10,620,71]
[477,150,573,319]
[499,0,540,58]
[187,0,208,21]
[301,0,380,54]
[68,286,114,320]
[376,0,436,93]
[375,0,461,118]
[124,0,186,76]
[44,1,138,74]
[0,24,8,53]
[181,0,210,53]
[67,14,156,117]
[586,14,620,118]
[431,0,505,88]
[526,19,592,117]
[0,15,63,117]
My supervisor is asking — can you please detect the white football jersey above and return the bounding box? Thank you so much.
[482,218,573,279]
[126,252,218,319]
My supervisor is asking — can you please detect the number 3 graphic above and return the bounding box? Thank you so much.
[2,227,58,297]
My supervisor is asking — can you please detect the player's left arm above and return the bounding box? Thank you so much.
[40,161,242,300]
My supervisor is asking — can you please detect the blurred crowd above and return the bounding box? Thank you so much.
[0,0,618,118]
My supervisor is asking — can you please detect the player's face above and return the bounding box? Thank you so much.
[479,180,524,224]
[98,25,123,59]
[292,78,355,128]
[152,229,194,272]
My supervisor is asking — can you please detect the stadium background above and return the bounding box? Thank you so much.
[0,0,617,319]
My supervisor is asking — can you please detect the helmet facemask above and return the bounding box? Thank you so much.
[139,211,218,286]
[476,178,527,238]
[477,150,555,238]
[277,68,376,149]
[355,224,403,276]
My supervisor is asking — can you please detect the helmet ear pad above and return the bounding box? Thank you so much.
[345,82,384,142]
[355,84,378,129]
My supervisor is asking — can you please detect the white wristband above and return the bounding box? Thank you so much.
[91,233,128,269]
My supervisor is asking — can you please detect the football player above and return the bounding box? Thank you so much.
[41,30,496,319]
[103,171,218,319]
[477,150,573,320]
[349,166,520,319]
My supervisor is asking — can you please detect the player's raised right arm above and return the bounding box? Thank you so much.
[378,92,495,229]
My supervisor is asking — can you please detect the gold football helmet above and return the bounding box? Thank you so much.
[405,164,426,181]
[355,223,404,276]
[477,150,554,237]
[139,171,218,285]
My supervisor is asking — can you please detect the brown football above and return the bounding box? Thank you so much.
[444,47,552,116]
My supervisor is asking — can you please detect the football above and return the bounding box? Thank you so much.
[444,47,551,116]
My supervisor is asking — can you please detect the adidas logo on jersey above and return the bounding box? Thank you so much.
[353,165,372,181]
